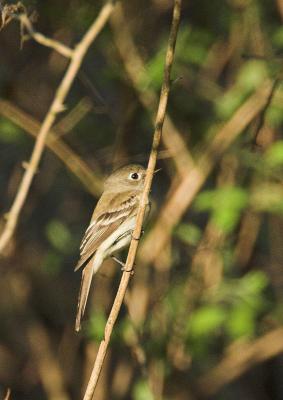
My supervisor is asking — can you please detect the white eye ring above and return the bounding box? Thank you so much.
[128,172,140,181]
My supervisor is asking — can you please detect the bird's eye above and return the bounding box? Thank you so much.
[129,172,140,180]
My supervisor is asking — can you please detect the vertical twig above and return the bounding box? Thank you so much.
[0,1,115,254]
[3,389,11,400]
[82,1,183,398]
[110,2,195,177]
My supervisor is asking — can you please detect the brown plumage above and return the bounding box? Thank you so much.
[75,164,147,332]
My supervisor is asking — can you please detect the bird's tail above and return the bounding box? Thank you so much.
[75,255,102,332]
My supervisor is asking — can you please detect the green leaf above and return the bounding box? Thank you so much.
[45,220,72,253]
[140,48,166,90]
[41,251,63,275]
[226,304,255,339]
[133,380,155,400]
[212,207,241,233]
[0,119,23,143]
[194,190,215,211]
[174,223,202,246]
[216,61,268,119]
[87,311,107,341]
[264,141,283,167]
[237,61,268,91]
[187,305,226,338]
[116,318,133,342]
[272,26,283,48]
[266,106,283,128]
[215,88,247,119]
[176,26,213,66]
[165,282,186,319]
[195,187,248,232]
[240,271,268,296]
[216,271,268,304]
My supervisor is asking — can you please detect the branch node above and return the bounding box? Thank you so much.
[121,267,135,275]
[131,234,140,241]
[53,102,67,114]
[171,75,183,85]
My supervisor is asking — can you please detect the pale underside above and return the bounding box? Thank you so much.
[74,189,148,331]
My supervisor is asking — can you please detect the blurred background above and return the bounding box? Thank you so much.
[1,0,283,399]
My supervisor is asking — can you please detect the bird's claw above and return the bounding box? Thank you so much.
[111,255,135,275]
[121,266,135,275]
[131,230,144,241]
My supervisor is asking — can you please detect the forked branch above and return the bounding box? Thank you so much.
[0,2,73,57]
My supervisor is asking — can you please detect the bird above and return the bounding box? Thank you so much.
[74,164,149,332]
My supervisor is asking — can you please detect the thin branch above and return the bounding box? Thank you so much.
[0,99,103,196]
[139,80,274,266]
[110,2,194,177]
[77,70,117,124]
[124,292,148,375]
[19,13,73,58]
[276,0,283,20]
[82,1,182,398]
[251,77,280,149]
[0,1,115,255]
[1,3,73,57]
[28,323,70,400]
[53,97,93,137]
[3,389,11,400]
[197,327,283,396]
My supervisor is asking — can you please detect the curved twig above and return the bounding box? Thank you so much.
[0,99,103,196]
[197,327,283,396]
[3,389,11,400]
[110,2,194,178]
[1,2,73,57]
[82,1,183,398]
[0,1,115,254]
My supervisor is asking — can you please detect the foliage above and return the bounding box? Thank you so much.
[0,0,283,400]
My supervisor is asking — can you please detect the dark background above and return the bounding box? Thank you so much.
[1,0,283,399]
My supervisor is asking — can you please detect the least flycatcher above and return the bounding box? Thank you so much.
[75,164,148,331]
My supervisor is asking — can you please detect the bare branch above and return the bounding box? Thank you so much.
[53,97,93,137]
[0,2,25,29]
[82,1,183,398]
[0,1,115,255]
[0,2,73,57]
[0,99,103,196]
[19,13,73,58]
[28,323,70,400]
[139,80,274,266]
[3,389,11,400]
[197,327,283,396]
[110,2,194,177]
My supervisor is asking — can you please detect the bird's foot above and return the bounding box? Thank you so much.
[131,229,144,241]
[111,255,125,268]
[121,266,135,275]
[111,256,135,275]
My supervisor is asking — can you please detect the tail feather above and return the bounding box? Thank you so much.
[75,254,103,332]
[75,260,94,332]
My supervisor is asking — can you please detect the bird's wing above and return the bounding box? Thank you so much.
[74,192,139,271]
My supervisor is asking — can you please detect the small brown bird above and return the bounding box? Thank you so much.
[75,164,148,332]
